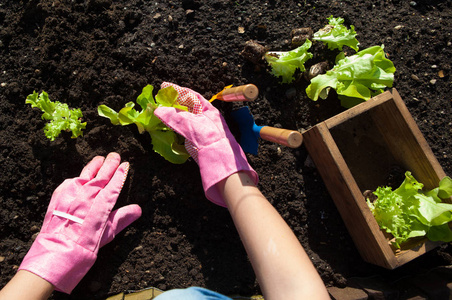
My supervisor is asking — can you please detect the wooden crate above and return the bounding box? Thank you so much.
[303,88,449,269]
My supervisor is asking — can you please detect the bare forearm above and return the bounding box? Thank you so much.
[0,270,54,300]
[219,172,329,300]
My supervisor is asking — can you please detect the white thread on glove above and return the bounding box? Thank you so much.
[53,210,84,224]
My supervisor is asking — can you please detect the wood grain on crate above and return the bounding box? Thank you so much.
[303,88,448,269]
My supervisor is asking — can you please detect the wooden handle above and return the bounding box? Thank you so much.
[217,84,258,102]
[260,126,303,148]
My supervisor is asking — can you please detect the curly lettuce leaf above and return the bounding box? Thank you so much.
[264,39,313,83]
[313,15,360,52]
[26,91,86,141]
[98,85,189,164]
[367,172,452,248]
[306,45,395,108]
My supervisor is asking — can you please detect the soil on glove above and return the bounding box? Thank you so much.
[0,0,451,299]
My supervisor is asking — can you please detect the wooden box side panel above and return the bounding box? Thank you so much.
[379,89,446,190]
[324,91,394,129]
[396,239,443,265]
[303,123,398,269]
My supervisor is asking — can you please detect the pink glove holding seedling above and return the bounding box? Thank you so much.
[154,82,258,207]
[18,152,142,294]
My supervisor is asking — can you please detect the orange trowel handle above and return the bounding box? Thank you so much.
[259,126,303,148]
[217,84,258,102]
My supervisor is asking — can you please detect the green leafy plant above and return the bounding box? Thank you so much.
[264,39,313,83]
[313,15,360,52]
[367,171,452,249]
[26,91,86,141]
[306,45,396,108]
[98,85,190,164]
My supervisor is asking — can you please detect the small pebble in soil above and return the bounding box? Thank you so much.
[291,27,313,46]
[430,79,437,85]
[26,196,38,201]
[133,245,143,251]
[240,40,266,64]
[411,74,421,82]
[305,61,329,80]
[30,225,40,232]
[410,1,417,6]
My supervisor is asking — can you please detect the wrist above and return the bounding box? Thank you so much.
[218,171,261,209]
[19,233,96,294]
[198,138,258,207]
[0,270,54,300]
[218,171,257,189]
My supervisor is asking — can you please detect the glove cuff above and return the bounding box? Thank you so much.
[18,233,96,294]
[198,137,258,207]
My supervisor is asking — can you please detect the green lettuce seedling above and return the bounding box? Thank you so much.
[264,39,313,84]
[26,91,86,141]
[98,85,190,164]
[367,171,452,249]
[306,45,395,108]
[313,15,360,52]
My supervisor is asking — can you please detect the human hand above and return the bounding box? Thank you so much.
[154,82,258,207]
[18,153,142,294]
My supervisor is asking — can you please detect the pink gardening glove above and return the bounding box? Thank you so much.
[18,152,142,294]
[154,82,258,207]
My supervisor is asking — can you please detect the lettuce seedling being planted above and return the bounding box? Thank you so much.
[264,39,313,83]
[306,45,396,108]
[367,171,452,249]
[98,85,190,164]
[313,15,360,52]
[26,91,86,141]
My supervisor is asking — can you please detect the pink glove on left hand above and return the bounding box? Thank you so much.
[18,152,142,294]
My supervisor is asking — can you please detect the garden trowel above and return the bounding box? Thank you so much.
[231,106,303,155]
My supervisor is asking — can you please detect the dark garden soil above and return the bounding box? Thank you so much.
[0,0,451,299]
